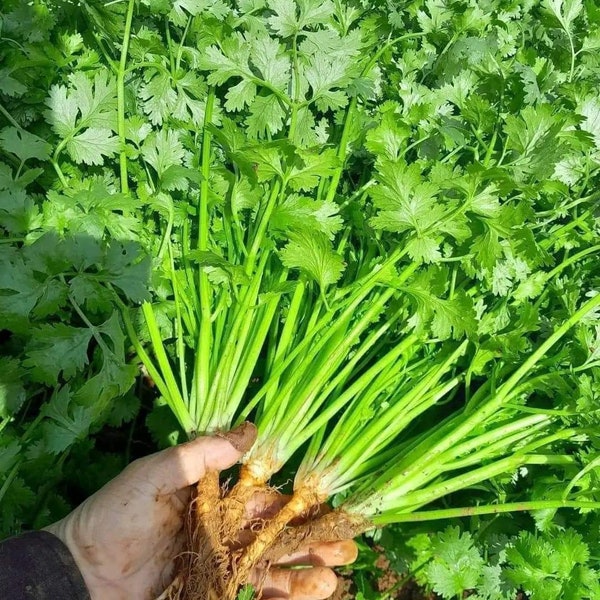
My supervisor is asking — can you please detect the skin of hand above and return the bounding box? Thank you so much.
[44,425,357,600]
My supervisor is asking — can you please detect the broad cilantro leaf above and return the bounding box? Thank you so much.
[103,242,151,303]
[42,183,142,241]
[544,0,584,31]
[188,250,250,287]
[139,70,178,126]
[425,527,485,599]
[0,249,46,323]
[0,439,21,472]
[270,194,342,239]
[365,106,410,161]
[404,236,443,264]
[0,186,41,235]
[406,285,477,340]
[0,69,27,97]
[370,161,444,234]
[236,585,256,600]
[234,142,288,181]
[142,129,190,180]
[0,127,51,162]
[74,312,138,406]
[40,387,95,455]
[66,127,120,166]
[370,160,468,262]
[246,94,286,138]
[230,178,261,214]
[268,0,335,38]
[24,325,93,385]
[250,34,291,90]
[225,79,257,112]
[44,69,118,165]
[169,0,229,26]
[505,530,597,600]
[199,35,252,85]
[279,231,344,289]
[578,97,600,149]
[503,105,566,180]
[305,51,355,111]
[287,147,339,191]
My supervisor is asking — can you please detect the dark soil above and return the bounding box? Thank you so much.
[332,545,439,600]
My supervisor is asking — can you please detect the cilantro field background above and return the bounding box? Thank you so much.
[1,0,600,598]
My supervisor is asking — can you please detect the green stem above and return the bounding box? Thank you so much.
[51,159,68,188]
[264,280,305,405]
[387,292,600,494]
[372,501,600,525]
[142,301,193,434]
[245,180,282,276]
[0,103,21,128]
[117,298,178,421]
[193,88,215,426]
[0,462,20,505]
[324,96,356,205]
[175,16,192,72]
[169,242,189,406]
[288,33,301,140]
[65,283,111,354]
[117,0,135,194]
[563,455,600,500]
[202,251,270,430]
[567,31,576,82]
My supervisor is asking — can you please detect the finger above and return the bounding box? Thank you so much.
[275,540,358,567]
[253,566,338,600]
[139,423,257,492]
[245,490,290,521]
[289,502,331,526]
[245,492,330,524]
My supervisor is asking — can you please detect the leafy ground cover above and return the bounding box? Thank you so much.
[1,0,600,598]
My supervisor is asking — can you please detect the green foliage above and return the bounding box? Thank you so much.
[1,1,600,599]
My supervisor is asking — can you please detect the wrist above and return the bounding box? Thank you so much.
[43,520,112,600]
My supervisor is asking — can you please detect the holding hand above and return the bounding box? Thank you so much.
[45,426,357,599]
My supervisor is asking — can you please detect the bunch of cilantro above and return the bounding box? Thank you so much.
[1,0,600,597]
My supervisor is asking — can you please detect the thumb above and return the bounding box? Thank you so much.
[146,422,257,492]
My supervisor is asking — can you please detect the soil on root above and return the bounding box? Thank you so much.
[160,474,370,600]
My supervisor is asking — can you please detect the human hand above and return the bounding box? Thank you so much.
[45,424,357,600]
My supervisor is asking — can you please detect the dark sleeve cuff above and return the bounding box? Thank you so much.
[0,531,91,599]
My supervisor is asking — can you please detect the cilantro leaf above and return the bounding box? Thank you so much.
[246,94,286,138]
[279,231,344,289]
[0,127,51,162]
[270,194,342,239]
[66,127,120,166]
[267,0,335,38]
[44,69,118,165]
[40,387,95,455]
[425,527,485,598]
[24,325,94,385]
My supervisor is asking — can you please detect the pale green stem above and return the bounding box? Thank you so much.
[193,89,215,426]
[372,500,600,525]
[169,242,189,406]
[117,0,135,193]
[141,302,192,433]
[381,293,600,497]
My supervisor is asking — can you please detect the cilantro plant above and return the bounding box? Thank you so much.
[1,0,600,598]
[401,524,600,600]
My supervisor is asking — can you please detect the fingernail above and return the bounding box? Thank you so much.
[217,422,257,453]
